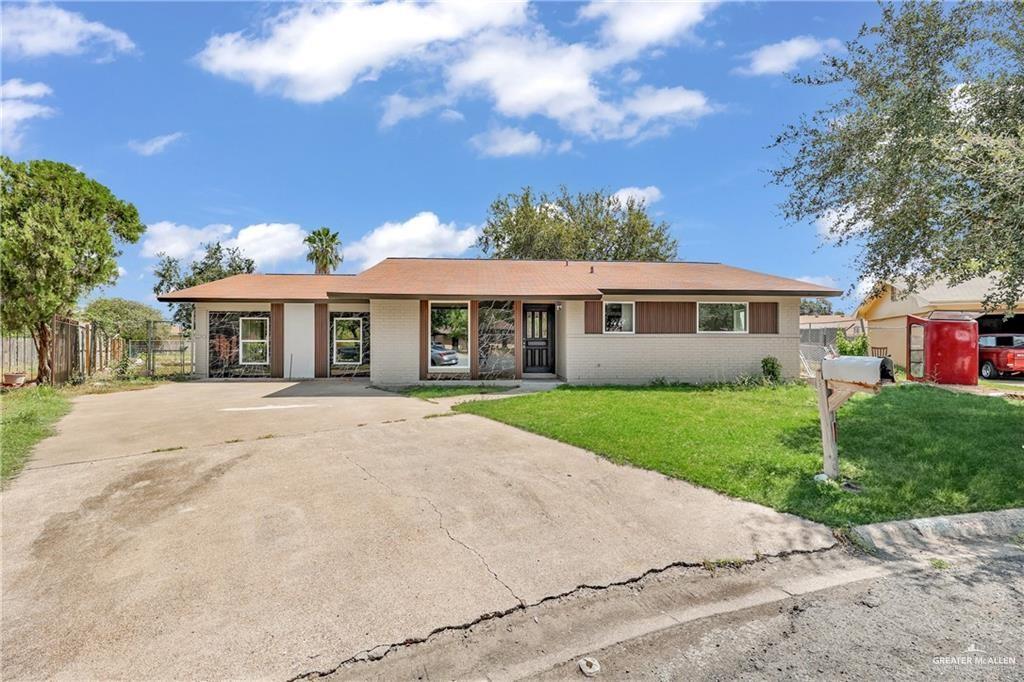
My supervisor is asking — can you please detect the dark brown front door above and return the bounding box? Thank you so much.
[523,304,555,373]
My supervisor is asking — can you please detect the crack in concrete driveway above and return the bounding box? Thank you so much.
[1,383,835,680]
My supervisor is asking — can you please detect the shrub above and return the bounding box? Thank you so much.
[112,354,135,379]
[836,333,870,356]
[761,356,782,383]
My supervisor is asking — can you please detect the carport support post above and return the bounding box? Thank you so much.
[815,369,840,479]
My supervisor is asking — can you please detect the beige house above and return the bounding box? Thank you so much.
[855,276,1018,368]
[159,258,840,385]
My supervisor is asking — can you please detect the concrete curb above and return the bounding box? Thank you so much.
[851,508,1024,555]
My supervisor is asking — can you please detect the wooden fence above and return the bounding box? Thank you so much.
[2,316,123,386]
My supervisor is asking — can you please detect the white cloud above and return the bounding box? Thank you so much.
[797,275,838,289]
[141,220,308,268]
[141,221,233,260]
[619,67,642,84]
[224,223,308,268]
[0,79,55,152]
[1,4,136,59]
[614,185,663,206]
[815,205,869,240]
[197,0,719,143]
[578,1,713,50]
[117,265,127,278]
[439,108,465,122]
[345,212,478,268]
[380,93,451,128]
[448,26,715,141]
[469,126,545,157]
[128,132,185,156]
[734,36,842,76]
[196,2,526,103]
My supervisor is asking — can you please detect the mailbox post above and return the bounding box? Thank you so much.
[816,357,893,480]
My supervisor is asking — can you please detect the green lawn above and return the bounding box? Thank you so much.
[1,387,71,482]
[455,383,1024,527]
[400,384,516,400]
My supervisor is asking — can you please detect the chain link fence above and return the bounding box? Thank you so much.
[125,320,194,377]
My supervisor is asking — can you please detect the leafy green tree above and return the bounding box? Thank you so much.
[0,157,144,382]
[153,242,255,329]
[800,298,836,316]
[478,186,678,261]
[82,297,163,340]
[304,226,343,274]
[772,1,1023,311]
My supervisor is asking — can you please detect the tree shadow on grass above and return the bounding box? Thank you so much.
[777,384,1024,526]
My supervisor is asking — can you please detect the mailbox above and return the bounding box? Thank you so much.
[821,356,895,386]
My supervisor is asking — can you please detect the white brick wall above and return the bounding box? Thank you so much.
[562,296,801,384]
[369,299,420,385]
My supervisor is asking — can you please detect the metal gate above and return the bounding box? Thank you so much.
[125,320,194,376]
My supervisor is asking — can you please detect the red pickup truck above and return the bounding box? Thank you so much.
[979,334,1024,379]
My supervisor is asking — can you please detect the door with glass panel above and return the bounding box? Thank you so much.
[523,304,555,373]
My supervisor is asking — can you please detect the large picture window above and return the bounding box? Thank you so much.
[239,317,269,364]
[698,303,748,333]
[333,317,363,365]
[603,302,634,333]
[429,302,470,371]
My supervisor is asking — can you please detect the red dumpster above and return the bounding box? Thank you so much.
[906,314,978,385]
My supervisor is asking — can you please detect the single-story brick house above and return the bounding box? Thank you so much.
[158,258,840,385]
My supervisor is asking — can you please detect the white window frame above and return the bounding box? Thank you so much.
[696,302,750,334]
[333,316,363,366]
[238,316,269,365]
[428,300,472,373]
[602,301,635,335]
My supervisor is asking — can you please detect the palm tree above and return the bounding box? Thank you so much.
[304,227,343,274]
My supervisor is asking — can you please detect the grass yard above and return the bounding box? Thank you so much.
[400,384,516,400]
[455,383,1024,527]
[1,387,70,482]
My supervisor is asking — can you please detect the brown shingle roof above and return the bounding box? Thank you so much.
[158,258,842,302]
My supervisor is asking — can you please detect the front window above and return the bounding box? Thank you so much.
[698,303,748,333]
[333,317,363,365]
[429,302,470,371]
[979,336,995,348]
[604,302,634,333]
[239,317,269,365]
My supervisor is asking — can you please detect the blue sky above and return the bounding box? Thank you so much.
[1,1,880,314]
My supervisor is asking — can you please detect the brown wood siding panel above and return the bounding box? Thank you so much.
[270,303,284,378]
[314,303,329,377]
[469,300,480,379]
[636,301,696,334]
[513,300,523,379]
[419,300,429,380]
[584,300,603,334]
[750,302,779,334]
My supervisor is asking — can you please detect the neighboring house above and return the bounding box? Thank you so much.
[158,258,840,385]
[855,276,1022,368]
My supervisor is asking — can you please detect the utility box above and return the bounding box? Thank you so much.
[906,315,978,385]
[821,356,894,386]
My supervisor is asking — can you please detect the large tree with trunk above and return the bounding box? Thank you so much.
[477,186,678,261]
[772,1,1023,311]
[0,157,144,382]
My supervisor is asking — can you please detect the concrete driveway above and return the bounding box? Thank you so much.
[2,381,834,680]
